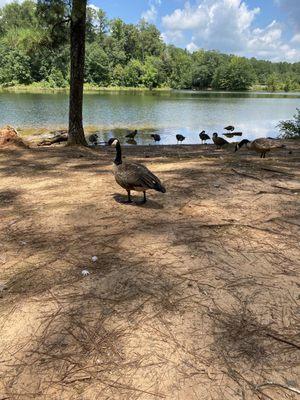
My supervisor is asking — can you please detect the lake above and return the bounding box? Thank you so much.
[0,90,299,145]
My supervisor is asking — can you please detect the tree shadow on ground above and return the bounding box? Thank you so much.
[0,142,299,399]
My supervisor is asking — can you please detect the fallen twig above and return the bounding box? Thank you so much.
[265,332,300,351]
[231,168,264,181]
[261,167,295,176]
[256,381,300,395]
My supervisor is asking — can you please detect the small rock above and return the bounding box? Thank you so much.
[92,256,98,262]
[81,269,90,277]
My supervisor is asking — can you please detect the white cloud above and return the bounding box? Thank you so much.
[161,0,300,62]
[88,4,100,12]
[187,41,198,52]
[291,33,300,44]
[141,0,161,23]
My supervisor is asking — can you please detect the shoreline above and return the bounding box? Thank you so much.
[1,84,300,95]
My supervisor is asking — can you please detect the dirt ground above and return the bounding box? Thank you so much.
[0,141,299,400]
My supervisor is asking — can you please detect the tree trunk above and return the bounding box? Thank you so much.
[68,0,88,146]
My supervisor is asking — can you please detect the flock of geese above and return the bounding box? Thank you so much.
[107,126,286,204]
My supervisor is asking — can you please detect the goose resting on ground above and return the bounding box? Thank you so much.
[176,134,185,144]
[199,130,210,143]
[235,138,285,158]
[212,133,229,148]
[108,138,166,203]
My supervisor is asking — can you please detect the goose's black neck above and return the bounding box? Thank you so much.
[114,141,122,165]
[239,139,250,148]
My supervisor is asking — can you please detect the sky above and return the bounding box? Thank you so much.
[88,0,300,62]
[0,0,299,62]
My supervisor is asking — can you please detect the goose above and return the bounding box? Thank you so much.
[176,134,185,144]
[235,138,285,158]
[212,133,229,148]
[199,131,210,144]
[108,138,166,203]
[151,134,161,143]
[224,125,235,132]
[89,133,98,146]
[126,129,138,139]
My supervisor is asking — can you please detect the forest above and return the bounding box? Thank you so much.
[0,0,300,92]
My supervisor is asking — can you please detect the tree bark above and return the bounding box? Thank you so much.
[68,0,88,146]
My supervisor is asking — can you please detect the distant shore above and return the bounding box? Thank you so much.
[0,84,172,93]
[1,83,300,94]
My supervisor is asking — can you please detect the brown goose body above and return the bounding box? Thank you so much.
[212,133,228,148]
[108,138,166,203]
[235,138,285,158]
[113,162,165,193]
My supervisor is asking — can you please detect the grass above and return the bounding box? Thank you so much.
[0,83,172,94]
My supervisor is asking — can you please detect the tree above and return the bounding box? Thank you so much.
[85,43,110,85]
[124,59,144,87]
[266,73,279,92]
[212,57,255,91]
[68,0,87,145]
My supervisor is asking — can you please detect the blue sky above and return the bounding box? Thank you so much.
[89,0,300,62]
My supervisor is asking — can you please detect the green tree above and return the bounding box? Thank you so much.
[85,43,110,85]
[111,64,125,86]
[212,57,255,90]
[124,59,144,87]
[266,73,280,92]
[0,45,32,84]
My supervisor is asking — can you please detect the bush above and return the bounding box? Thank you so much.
[0,46,32,84]
[277,108,300,139]
[47,68,67,88]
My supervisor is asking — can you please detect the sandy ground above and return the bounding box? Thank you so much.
[0,141,299,400]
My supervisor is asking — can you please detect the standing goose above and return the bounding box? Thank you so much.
[108,138,166,203]
[199,130,210,144]
[151,134,161,143]
[235,138,285,158]
[224,125,235,132]
[176,134,185,144]
[212,133,229,149]
[126,129,138,139]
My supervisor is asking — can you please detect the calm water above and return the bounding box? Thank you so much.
[0,90,299,145]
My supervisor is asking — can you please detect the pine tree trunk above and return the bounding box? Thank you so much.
[68,0,88,146]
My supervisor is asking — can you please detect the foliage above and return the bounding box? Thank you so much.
[85,43,110,85]
[212,57,255,91]
[277,108,300,139]
[0,1,300,90]
[266,73,280,92]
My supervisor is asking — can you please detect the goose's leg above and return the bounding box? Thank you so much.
[142,191,147,204]
[127,190,132,203]
[260,153,263,158]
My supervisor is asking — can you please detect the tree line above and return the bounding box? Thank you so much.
[0,0,300,92]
